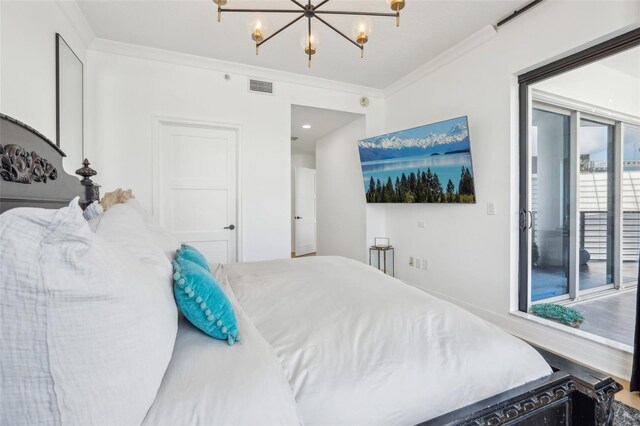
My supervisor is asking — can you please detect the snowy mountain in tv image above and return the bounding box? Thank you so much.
[358,118,470,161]
[358,116,476,204]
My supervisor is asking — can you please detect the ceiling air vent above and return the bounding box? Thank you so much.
[249,79,274,95]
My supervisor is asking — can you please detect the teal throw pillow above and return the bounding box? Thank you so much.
[172,258,239,345]
[176,244,211,272]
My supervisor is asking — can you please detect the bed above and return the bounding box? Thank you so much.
[0,113,622,425]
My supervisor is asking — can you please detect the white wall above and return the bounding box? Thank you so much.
[315,116,367,262]
[383,1,640,378]
[291,152,316,251]
[86,43,384,262]
[0,1,90,174]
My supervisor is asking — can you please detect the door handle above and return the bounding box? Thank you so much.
[295,216,303,219]
[224,224,235,230]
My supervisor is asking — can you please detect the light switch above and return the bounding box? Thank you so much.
[417,221,425,228]
[487,202,496,215]
[415,258,421,269]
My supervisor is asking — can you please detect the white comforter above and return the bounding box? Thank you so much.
[223,256,552,425]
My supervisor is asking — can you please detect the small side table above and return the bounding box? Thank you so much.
[369,246,394,277]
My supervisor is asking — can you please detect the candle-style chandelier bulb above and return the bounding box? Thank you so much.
[249,19,266,54]
[301,33,318,67]
[352,18,372,47]
[385,0,405,26]
[213,0,227,22]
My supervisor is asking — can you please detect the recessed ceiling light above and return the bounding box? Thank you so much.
[302,124,311,129]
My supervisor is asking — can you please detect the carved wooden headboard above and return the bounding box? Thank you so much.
[0,113,99,213]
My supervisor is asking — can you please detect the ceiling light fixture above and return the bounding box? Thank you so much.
[302,124,312,129]
[212,0,405,67]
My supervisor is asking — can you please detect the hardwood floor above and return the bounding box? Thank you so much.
[570,289,636,346]
[614,376,640,410]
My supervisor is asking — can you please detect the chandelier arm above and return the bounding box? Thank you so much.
[257,14,306,47]
[308,16,312,64]
[313,15,363,51]
[221,8,304,13]
[314,0,331,10]
[314,10,397,17]
[289,0,307,10]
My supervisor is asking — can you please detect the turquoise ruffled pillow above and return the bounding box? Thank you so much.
[172,258,239,345]
[176,244,211,272]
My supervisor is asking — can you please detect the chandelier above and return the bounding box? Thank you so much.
[213,0,406,67]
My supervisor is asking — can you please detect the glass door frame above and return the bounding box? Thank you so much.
[518,27,640,313]
[528,102,572,304]
[527,98,634,305]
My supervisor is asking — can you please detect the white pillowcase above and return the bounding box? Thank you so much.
[0,199,177,425]
[124,199,181,260]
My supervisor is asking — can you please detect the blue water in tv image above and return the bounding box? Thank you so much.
[358,116,476,203]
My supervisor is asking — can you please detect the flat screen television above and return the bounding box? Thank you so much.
[358,116,476,204]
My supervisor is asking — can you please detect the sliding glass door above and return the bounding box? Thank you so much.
[531,108,571,301]
[578,119,615,293]
[525,100,638,307]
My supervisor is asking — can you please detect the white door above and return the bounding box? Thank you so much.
[294,166,316,256]
[159,122,237,264]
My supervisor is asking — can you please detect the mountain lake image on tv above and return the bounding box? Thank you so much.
[358,116,476,204]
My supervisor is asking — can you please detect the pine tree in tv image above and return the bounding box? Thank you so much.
[359,116,476,204]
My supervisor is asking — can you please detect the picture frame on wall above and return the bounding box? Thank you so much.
[56,33,83,152]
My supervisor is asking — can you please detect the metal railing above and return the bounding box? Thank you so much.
[579,211,640,261]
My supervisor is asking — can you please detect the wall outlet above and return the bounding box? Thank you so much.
[422,259,429,270]
[417,221,425,228]
[487,201,496,215]
[409,256,414,267]
[415,258,421,269]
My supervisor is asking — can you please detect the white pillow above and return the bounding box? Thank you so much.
[124,199,181,259]
[91,203,170,269]
[0,199,177,425]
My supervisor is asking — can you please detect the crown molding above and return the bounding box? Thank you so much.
[384,25,497,98]
[89,38,385,99]
[55,0,95,48]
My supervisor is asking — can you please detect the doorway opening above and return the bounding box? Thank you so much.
[290,105,364,258]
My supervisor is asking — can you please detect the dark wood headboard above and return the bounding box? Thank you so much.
[0,113,99,213]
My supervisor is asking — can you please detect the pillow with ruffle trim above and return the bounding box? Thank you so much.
[172,258,239,345]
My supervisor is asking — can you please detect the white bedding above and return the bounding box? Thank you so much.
[142,266,303,426]
[223,256,552,425]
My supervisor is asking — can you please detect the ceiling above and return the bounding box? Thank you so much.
[600,46,640,81]
[76,0,528,88]
[291,105,362,154]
